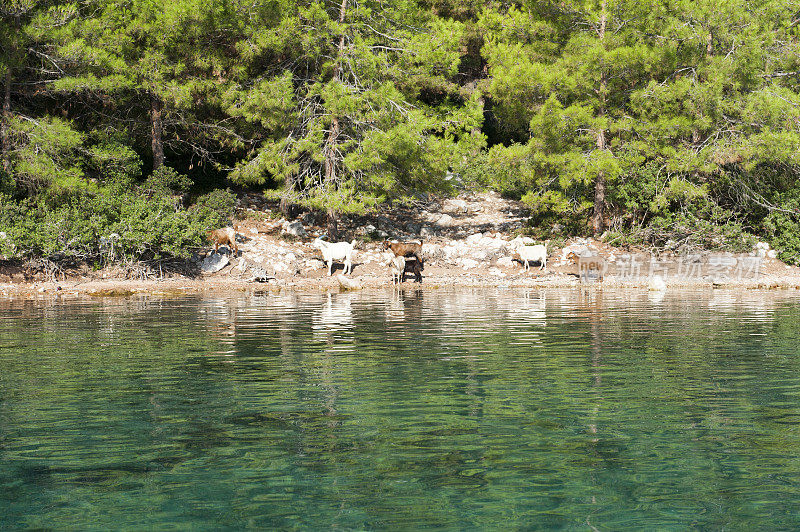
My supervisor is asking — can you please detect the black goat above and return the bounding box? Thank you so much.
[402,255,424,283]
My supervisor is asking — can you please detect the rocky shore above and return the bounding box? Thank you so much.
[3,191,800,298]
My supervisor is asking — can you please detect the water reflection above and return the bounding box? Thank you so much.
[312,292,354,339]
[1,289,800,529]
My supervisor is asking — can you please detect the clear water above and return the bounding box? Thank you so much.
[2,288,800,529]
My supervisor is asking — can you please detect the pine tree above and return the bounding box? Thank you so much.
[483,0,661,234]
[223,0,484,237]
[51,0,244,174]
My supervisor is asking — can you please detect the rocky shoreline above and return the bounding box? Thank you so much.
[3,191,800,298]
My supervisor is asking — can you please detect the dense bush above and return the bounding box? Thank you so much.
[191,189,238,229]
[0,176,235,263]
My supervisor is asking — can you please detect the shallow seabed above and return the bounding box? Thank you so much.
[2,288,800,529]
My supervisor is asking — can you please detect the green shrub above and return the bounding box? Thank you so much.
[0,183,219,262]
[762,205,800,265]
[191,189,238,228]
[141,166,192,196]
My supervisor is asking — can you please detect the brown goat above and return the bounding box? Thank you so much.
[382,241,423,261]
[207,227,238,256]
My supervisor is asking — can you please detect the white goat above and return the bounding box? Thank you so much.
[313,237,356,275]
[388,254,406,284]
[513,240,548,271]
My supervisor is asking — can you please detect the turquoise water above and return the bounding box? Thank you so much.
[1,288,800,529]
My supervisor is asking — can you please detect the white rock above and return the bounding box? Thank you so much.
[420,225,436,238]
[273,262,289,273]
[424,243,443,260]
[460,258,479,269]
[284,252,296,263]
[511,236,535,246]
[466,233,483,245]
[336,274,362,290]
[468,249,491,261]
[436,214,456,227]
[562,244,590,259]
[0,231,6,240]
[496,256,515,268]
[482,237,504,249]
[488,267,506,277]
[767,249,778,259]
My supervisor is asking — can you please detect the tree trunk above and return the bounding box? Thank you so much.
[322,0,348,241]
[1,68,10,174]
[150,93,164,171]
[326,208,339,241]
[280,176,295,218]
[593,0,607,236]
[334,0,348,61]
[593,163,606,235]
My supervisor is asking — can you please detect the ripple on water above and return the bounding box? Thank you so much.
[1,288,800,529]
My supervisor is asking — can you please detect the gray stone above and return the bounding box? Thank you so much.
[420,225,436,238]
[249,266,270,282]
[282,221,308,238]
[201,253,229,274]
[442,198,469,214]
[423,244,444,260]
